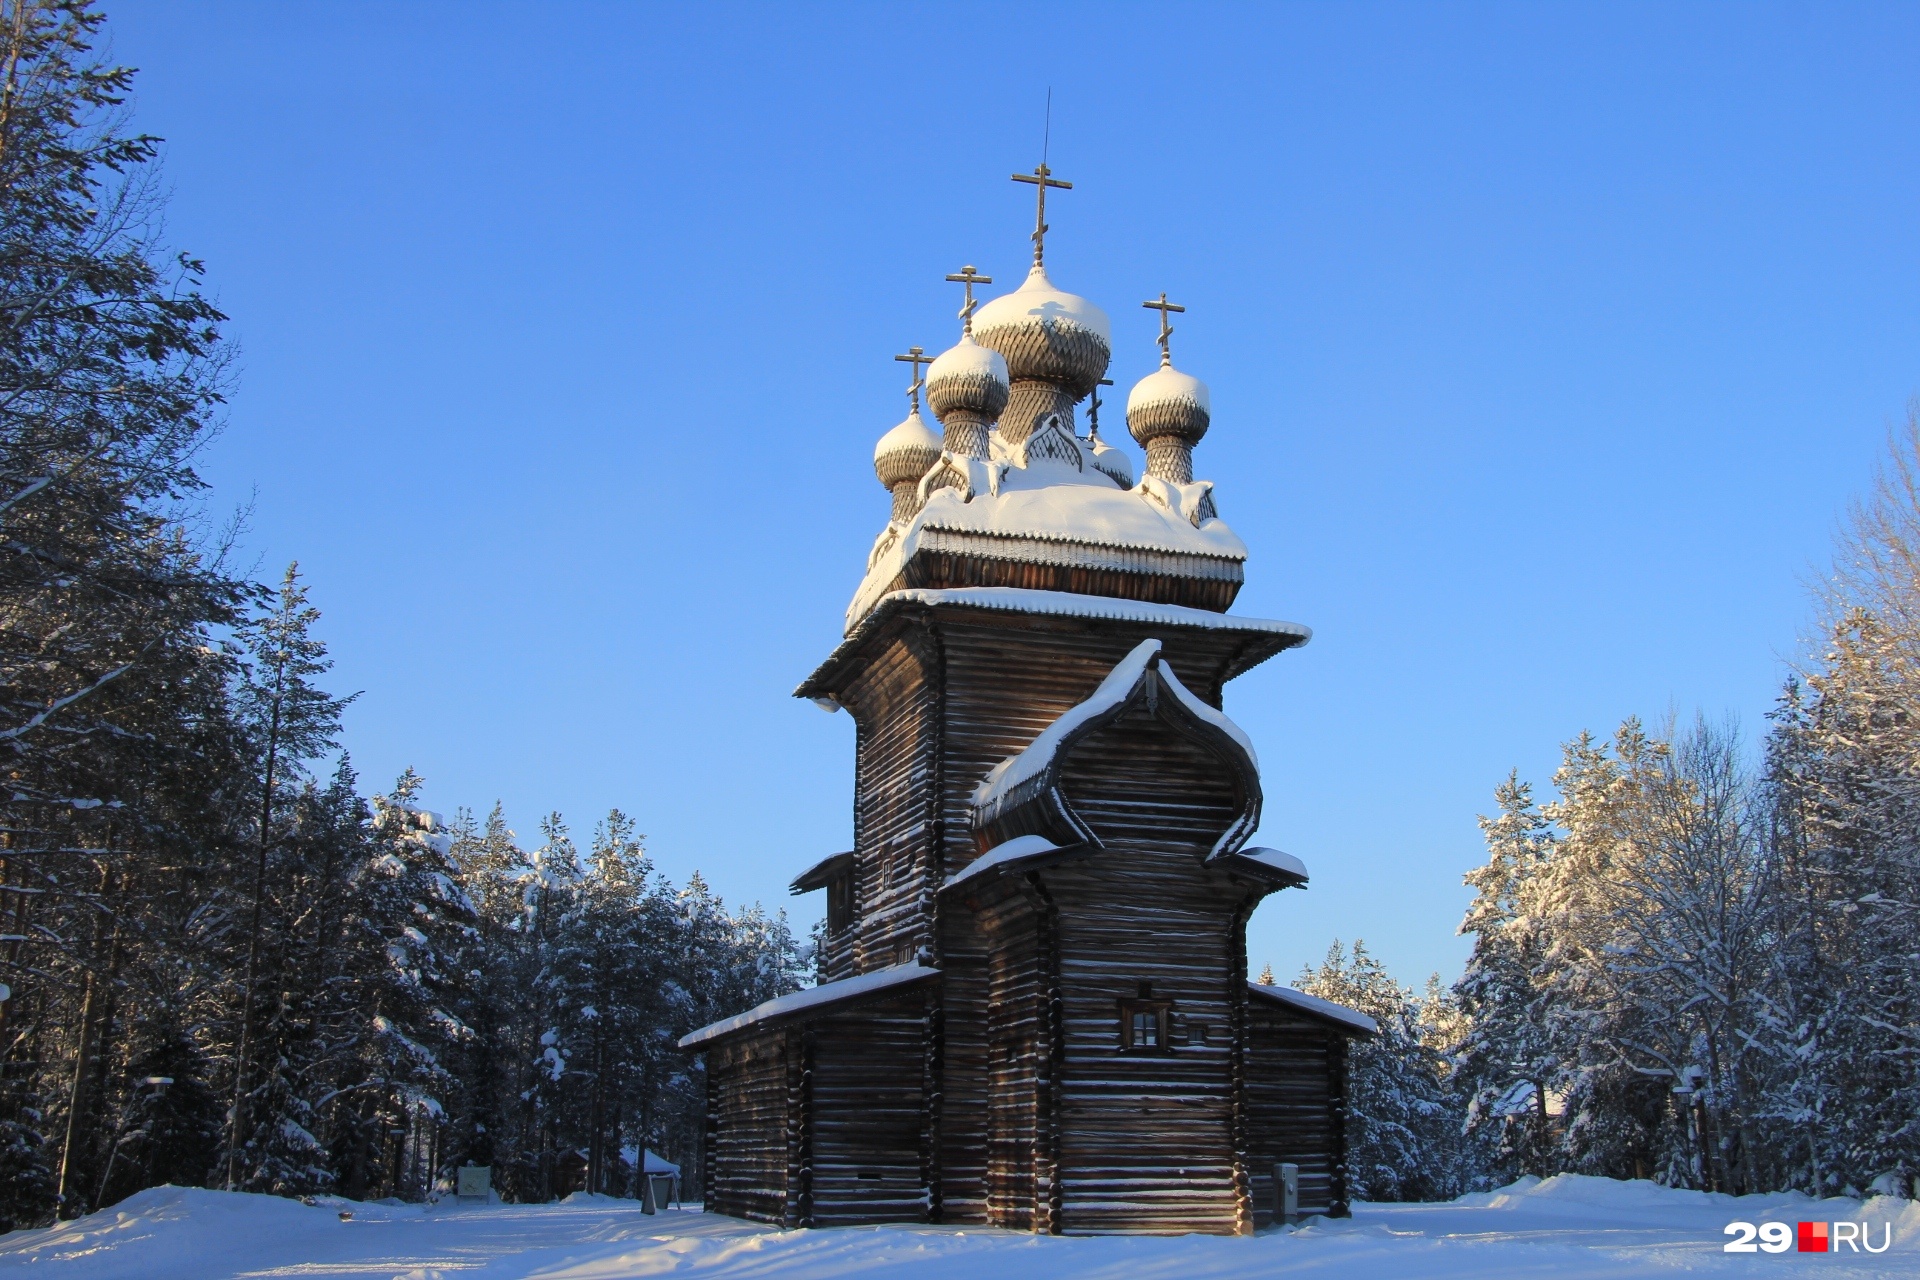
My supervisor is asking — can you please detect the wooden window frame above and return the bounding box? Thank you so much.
[1118,999,1173,1054]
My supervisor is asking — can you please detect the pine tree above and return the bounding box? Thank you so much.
[0,0,249,1223]
[224,564,351,1189]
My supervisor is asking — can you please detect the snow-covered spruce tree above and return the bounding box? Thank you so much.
[326,772,475,1201]
[1454,773,1560,1180]
[1297,940,1475,1200]
[1760,411,1920,1196]
[0,0,250,1224]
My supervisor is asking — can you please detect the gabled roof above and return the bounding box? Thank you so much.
[1248,981,1379,1037]
[970,637,1262,858]
[678,960,940,1050]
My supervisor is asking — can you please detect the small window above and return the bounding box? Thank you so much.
[1119,998,1172,1053]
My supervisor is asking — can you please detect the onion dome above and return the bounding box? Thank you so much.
[874,406,942,490]
[972,264,1112,398]
[1088,434,1134,488]
[1126,364,1211,485]
[926,335,1009,420]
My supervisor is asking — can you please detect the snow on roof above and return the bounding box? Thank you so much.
[974,639,1164,812]
[970,639,1261,838]
[874,407,941,462]
[1155,647,1258,770]
[1218,845,1308,882]
[927,334,1008,388]
[618,1147,681,1176]
[798,587,1311,700]
[972,263,1112,345]
[942,833,1065,892]
[789,850,853,895]
[678,959,939,1049]
[1248,981,1379,1036]
[849,480,1249,630]
[1127,363,1211,416]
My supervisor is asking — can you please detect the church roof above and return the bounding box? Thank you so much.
[970,637,1263,858]
[678,959,940,1050]
[797,586,1310,703]
[1248,982,1380,1037]
[848,464,1248,630]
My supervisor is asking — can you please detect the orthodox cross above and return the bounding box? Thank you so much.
[1143,292,1185,366]
[895,346,934,410]
[1087,377,1114,439]
[945,265,993,335]
[1012,163,1071,266]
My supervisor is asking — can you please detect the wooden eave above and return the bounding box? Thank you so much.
[789,850,854,895]
[1247,982,1379,1038]
[678,961,941,1050]
[794,587,1309,705]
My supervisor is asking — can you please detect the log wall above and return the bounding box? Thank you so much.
[1243,1000,1351,1221]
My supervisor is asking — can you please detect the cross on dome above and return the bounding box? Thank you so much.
[1087,376,1114,438]
[894,346,934,410]
[944,265,993,335]
[1012,163,1071,266]
[1143,292,1186,367]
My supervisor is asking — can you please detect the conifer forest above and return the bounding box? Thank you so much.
[1,0,1917,1234]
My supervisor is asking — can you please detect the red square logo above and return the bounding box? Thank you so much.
[1798,1221,1828,1252]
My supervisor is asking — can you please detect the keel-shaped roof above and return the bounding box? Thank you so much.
[970,637,1263,859]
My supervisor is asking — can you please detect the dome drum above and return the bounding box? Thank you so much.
[1145,437,1196,486]
[999,381,1080,446]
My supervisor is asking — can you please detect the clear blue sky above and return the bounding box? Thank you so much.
[111,2,1918,988]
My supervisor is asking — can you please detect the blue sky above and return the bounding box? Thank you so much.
[111,2,1919,987]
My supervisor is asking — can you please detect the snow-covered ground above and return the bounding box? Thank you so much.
[4,1174,1914,1280]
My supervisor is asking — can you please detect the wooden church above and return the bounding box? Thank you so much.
[680,165,1376,1235]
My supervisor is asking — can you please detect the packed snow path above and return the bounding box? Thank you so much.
[5,1174,1915,1279]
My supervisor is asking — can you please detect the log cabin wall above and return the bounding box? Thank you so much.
[833,627,942,980]
[805,989,934,1225]
[1243,1001,1351,1221]
[704,1028,793,1224]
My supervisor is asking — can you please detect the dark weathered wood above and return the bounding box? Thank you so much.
[695,593,1362,1235]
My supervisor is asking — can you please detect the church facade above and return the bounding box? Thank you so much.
[680,169,1375,1235]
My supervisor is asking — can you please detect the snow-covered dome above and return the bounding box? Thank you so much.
[925,334,1009,422]
[972,264,1112,397]
[1126,364,1211,448]
[1089,434,1134,488]
[873,407,942,490]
